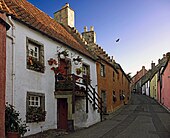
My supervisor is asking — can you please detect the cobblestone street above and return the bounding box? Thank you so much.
[26,94,170,138]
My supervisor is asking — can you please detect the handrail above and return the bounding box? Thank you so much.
[55,73,104,121]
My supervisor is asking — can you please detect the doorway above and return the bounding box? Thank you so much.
[57,98,68,130]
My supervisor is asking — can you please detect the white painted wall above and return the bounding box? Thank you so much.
[6,18,100,136]
[146,81,150,96]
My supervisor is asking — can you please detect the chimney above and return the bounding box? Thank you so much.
[82,26,96,44]
[54,3,75,27]
[90,26,94,31]
[142,66,145,75]
[84,26,87,32]
[166,52,170,60]
[158,59,161,64]
[151,61,155,69]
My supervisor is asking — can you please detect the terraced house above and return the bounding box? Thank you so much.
[53,3,131,117]
[0,0,131,136]
[2,0,101,136]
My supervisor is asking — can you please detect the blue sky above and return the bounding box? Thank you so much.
[27,0,170,76]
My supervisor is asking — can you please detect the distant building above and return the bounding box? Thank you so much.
[132,66,147,94]
[159,53,170,109]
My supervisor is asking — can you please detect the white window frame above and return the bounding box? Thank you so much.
[100,64,105,77]
[28,43,39,61]
[28,95,41,107]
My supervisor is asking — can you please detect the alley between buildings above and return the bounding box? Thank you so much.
[62,94,170,138]
[60,94,170,138]
[26,94,170,138]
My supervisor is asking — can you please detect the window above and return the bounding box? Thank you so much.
[28,96,40,107]
[100,63,105,77]
[28,43,39,60]
[113,91,116,103]
[113,71,115,81]
[82,63,90,84]
[26,92,46,123]
[26,37,45,73]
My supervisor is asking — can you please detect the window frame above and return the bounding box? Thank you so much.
[82,63,90,84]
[26,92,45,123]
[113,91,116,103]
[26,37,45,73]
[100,63,105,77]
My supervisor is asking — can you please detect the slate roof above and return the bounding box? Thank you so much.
[141,69,151,86]
[0,0,94,60]
[150,57,167,80]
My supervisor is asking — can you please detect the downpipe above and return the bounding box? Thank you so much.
[7,16,15,105]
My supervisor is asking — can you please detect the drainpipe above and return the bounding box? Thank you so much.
[7,16,15,105]
[160,73,162,104]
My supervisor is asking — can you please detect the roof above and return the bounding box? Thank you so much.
[150,57,167,80]
[0,0,95,60]
[114,63,131,82]
[141,69,151,85]
[87,43,119,73]
[161,53,170,75]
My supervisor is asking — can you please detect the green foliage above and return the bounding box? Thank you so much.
[26,107,46,123]
[5,103,28,136]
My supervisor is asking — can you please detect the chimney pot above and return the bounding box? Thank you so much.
[151,61,155,69]
[90,26,94,31]
[158,59,161,64]
[84,26,87,32]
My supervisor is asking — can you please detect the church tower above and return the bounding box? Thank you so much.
[54,3,75,27]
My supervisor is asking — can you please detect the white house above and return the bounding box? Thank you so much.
[3,0,100,136]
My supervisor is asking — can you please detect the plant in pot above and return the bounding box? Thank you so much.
[5,103,28,138]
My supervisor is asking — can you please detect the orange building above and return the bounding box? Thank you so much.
[82,27,131,114]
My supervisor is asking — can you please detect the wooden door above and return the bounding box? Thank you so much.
[57,98,68,130]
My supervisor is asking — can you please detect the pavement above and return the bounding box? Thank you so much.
[25,94,170,138]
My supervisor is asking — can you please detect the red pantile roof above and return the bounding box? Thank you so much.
[0,0,94,59]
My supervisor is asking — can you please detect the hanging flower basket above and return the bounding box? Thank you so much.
[59,49,69,59]
[76,68,82,75]
[51,66,65,74]
[47,58,57,66]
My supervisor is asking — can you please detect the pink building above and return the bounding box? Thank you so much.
[161,53,170,110]
[157,79,161,103]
